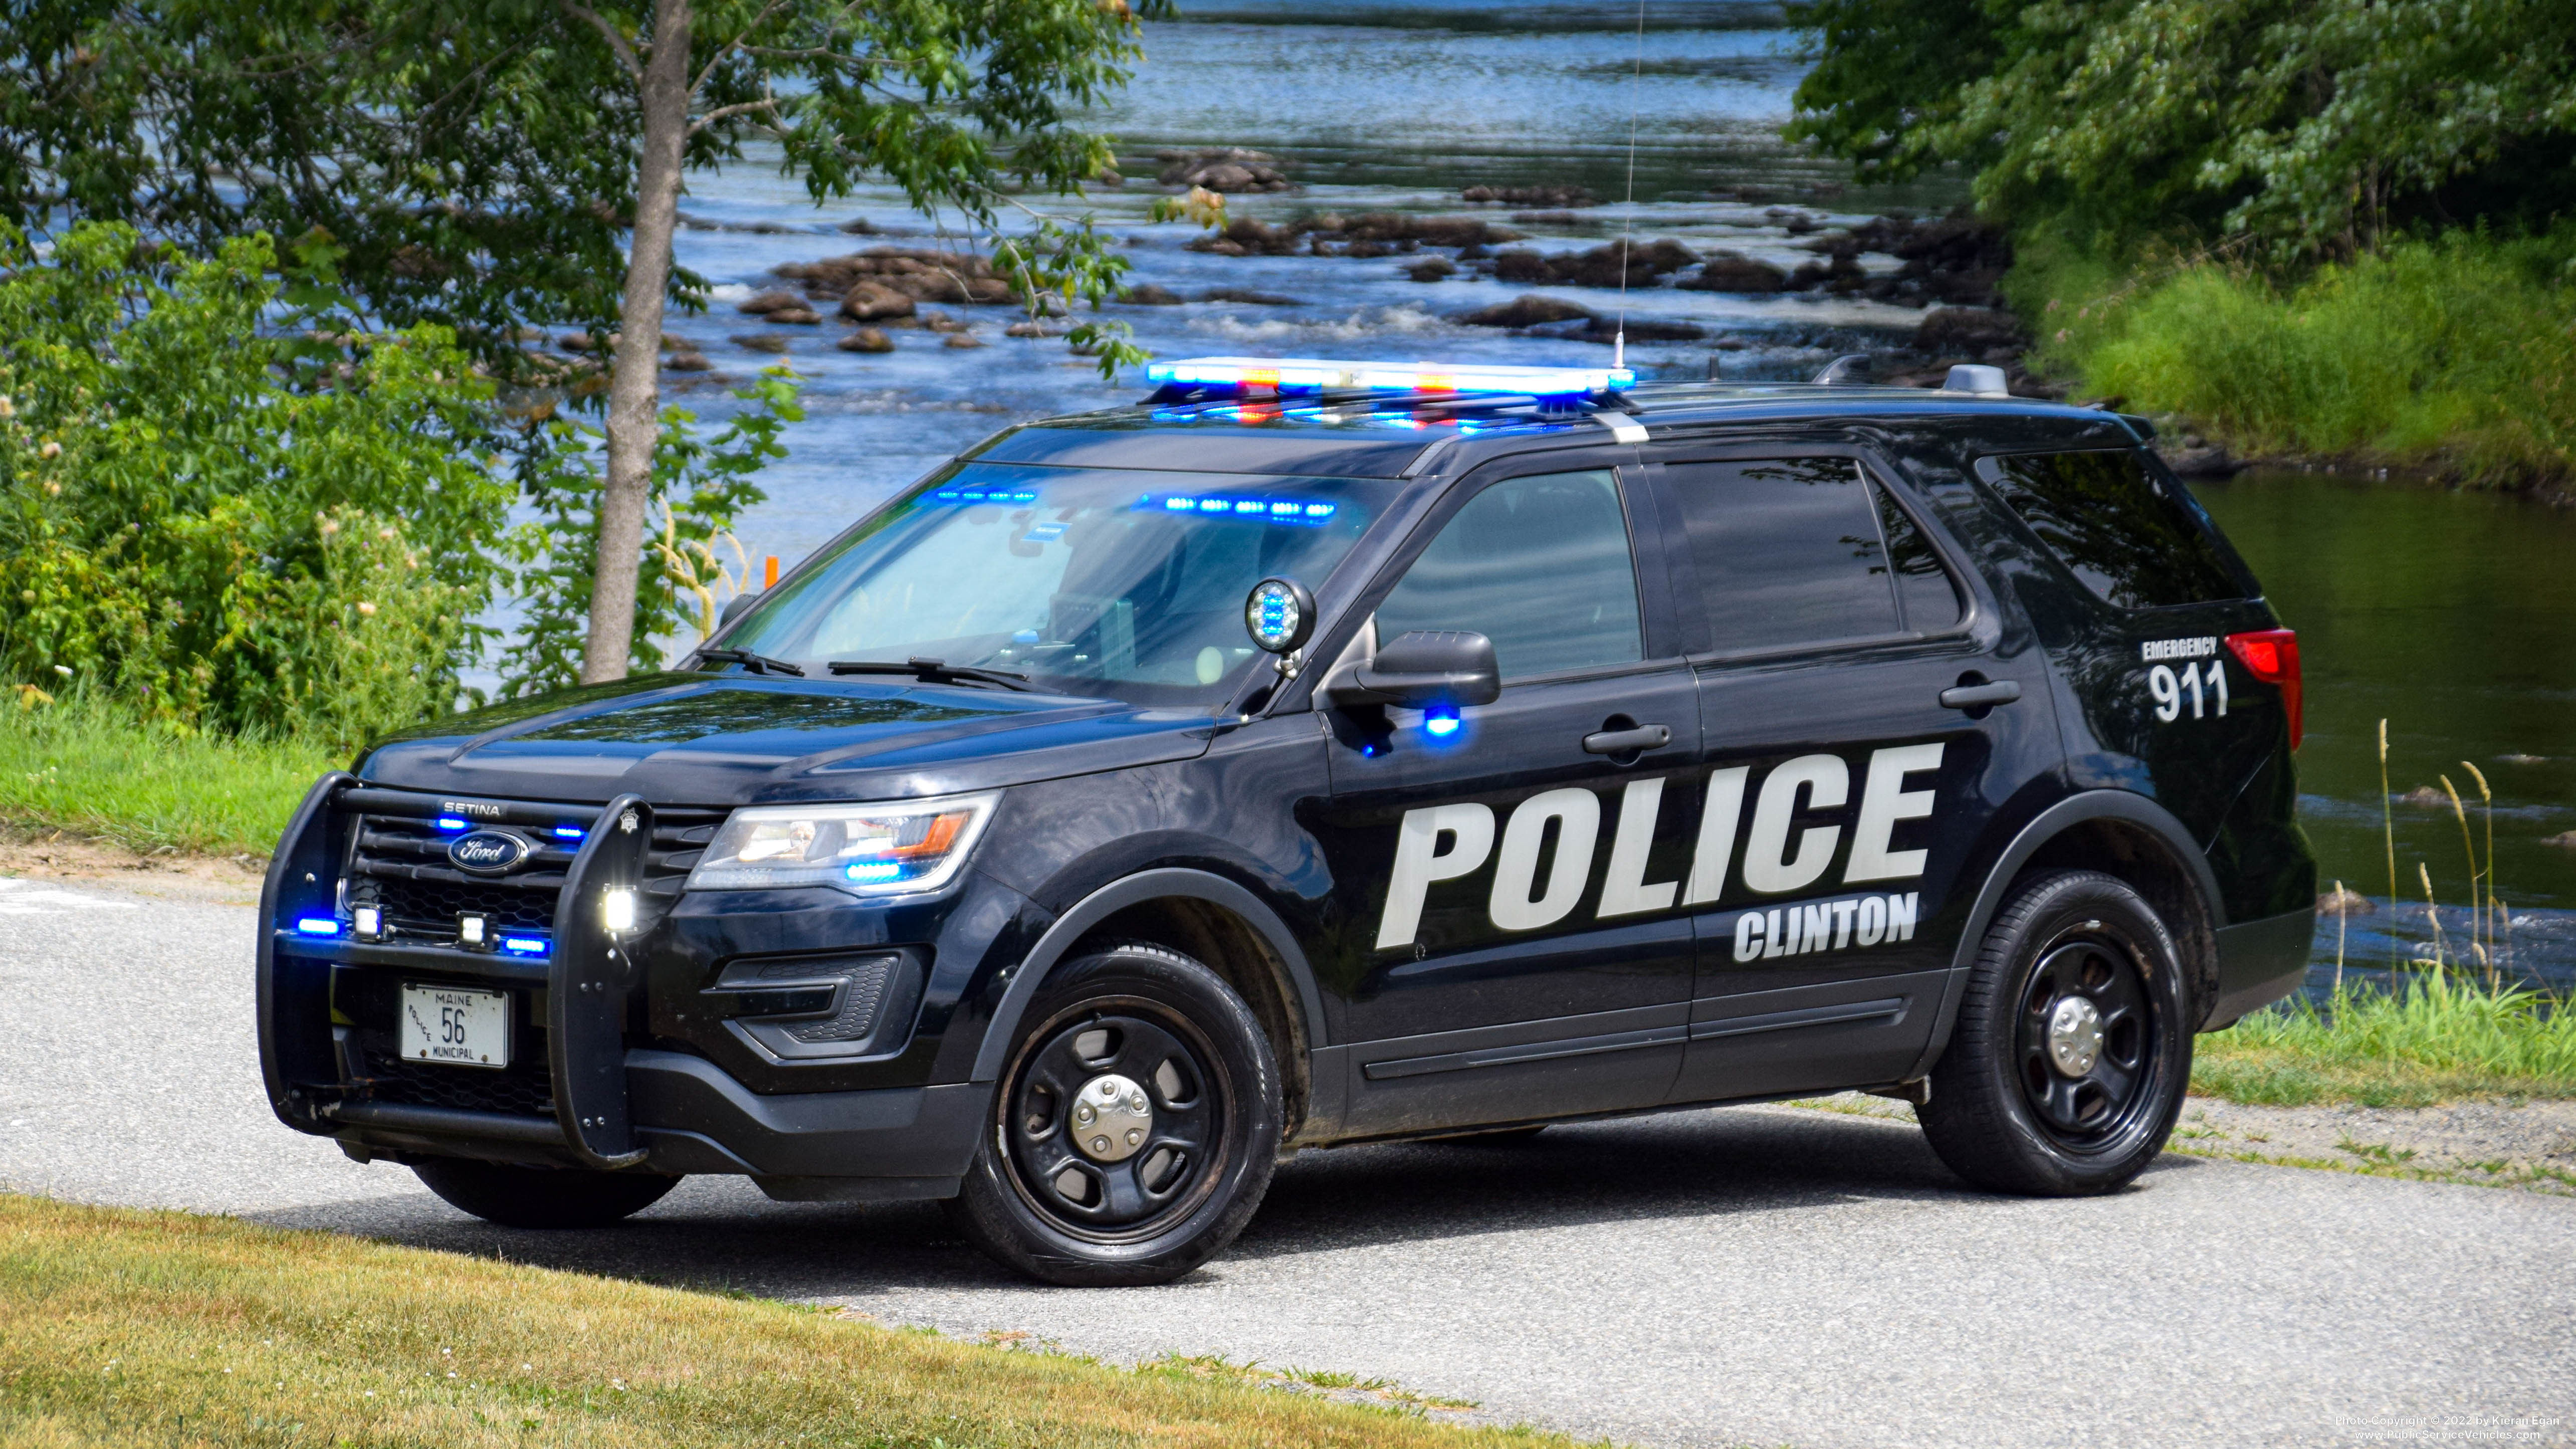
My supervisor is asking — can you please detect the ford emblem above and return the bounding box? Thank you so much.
[447,830,531,876]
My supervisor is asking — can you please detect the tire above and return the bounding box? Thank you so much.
[412,1158,680,1228]
[945,942,1280,1286]
[1918,870,2192,1196]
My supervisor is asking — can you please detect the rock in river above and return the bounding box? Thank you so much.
[837,282,917,322]
[1676,253,1790,294]
[1155,147,1293,192]
[1456,295,1597,329]
[837,327,894,353]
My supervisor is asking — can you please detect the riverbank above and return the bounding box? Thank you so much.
[2004,228,2576,492]
[0,1193,1550,1448]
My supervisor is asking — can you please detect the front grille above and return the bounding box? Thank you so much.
[334,792,728,945]
[347,813,573,946]
[355,1029,555,1117]
[642,811,727,900]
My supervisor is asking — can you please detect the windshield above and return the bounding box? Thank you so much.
[725,463,1383,707]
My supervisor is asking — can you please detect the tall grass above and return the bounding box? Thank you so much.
[0,691,339,857]
[2018,229,2576,486]
[2194,717,2569,1106]
[2197,977,2576,1107]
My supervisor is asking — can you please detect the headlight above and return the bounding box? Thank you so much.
[684,792,1000,895]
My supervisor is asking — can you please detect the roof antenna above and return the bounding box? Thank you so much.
[1613,0,1646,373]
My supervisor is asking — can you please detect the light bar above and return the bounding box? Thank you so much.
[296,917,341,937]
[500,935,551,957]
[1144,356,1633,395]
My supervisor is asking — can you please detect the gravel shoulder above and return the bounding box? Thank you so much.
[1792,1092,2576,1194]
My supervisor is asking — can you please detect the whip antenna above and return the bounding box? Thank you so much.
[1614,0,1645,372]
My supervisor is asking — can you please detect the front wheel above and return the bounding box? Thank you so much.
[1918,870,2191,1195]
[412,1158,680,1227]
[945,943,1280,1286]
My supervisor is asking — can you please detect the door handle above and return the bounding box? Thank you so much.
[1582,723,1671,756]
[1939,680,2022,710]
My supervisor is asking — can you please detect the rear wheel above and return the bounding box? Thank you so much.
[945,943,1279,1286]
[412,1158,679,1228]
[1918,870,2191,1195]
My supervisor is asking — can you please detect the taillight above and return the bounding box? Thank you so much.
[2225,628,2301,750]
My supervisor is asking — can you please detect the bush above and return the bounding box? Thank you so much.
[0,223,512,746]
[2025,228,2576,485]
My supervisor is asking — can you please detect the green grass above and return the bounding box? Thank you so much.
[2013,227,2576,486]
[2192,977,2576,1107]
[0,692,338,857]
[0,1193,1583,1449]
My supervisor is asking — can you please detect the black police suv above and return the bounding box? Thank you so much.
[258,356,2316,1285]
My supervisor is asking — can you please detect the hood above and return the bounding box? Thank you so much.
[358,673,1215,806]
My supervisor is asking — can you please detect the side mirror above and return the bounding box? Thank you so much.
[719,591,762,629]
[1325,630,1500,711]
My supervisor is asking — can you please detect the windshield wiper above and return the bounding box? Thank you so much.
[828,657,1034,692]
[692,647,806,678]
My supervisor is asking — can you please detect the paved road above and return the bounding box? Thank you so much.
[6,873,2572,1449]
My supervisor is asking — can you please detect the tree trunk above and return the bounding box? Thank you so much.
[581,0,694,684]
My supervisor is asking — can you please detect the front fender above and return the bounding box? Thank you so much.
[965,867,1328,1085]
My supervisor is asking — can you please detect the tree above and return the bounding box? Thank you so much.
[1787,0,2576,258]
[0,0,1162,681]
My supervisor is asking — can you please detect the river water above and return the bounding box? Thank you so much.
[594,0,2576,991]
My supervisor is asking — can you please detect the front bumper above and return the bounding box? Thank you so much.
[256,774,1016,1200]
[321,1054,988,1199]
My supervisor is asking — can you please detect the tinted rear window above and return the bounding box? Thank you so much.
[1983,451,2244,609]
[1663,457,1964,653]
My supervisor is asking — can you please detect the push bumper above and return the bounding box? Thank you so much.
[2204,906,2315,1028]
[323,1054,989,1200]
[257,773,991,1203]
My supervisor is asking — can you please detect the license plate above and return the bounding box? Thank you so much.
[398,984,511,1070]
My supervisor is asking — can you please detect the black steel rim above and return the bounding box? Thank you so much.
[1000,997,1230,1243]
[2013,926,2162,1149]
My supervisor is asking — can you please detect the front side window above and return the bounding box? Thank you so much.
[1667,457,1965,653]
[727,464,1380,707]
[1984,450,2244,609]
[1374,469,1643,681]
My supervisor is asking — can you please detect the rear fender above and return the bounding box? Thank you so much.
[1908,789,2225,1078]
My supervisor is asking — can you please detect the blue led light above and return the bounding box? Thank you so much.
[845,861,905,883]
[296,917,341,937]
[1424,709,1461,737]
[553,826,585,840]
[1141,496,1336,525]
[933,489,1036,504]
[500,936,550,957]
[435,816,470,831]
